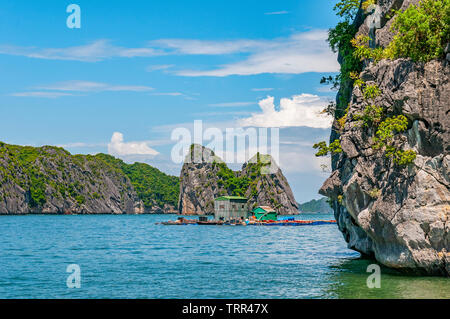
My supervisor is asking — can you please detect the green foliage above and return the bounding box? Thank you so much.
[75,195,86,205]
[327,21,363,115]
[351,0,450,63]
[350,71,365,88]
[363,84,381,100]
[354,104,384,128]
[367,188,381,199]
[391,149,417,165]
[348,73,385,128]
[373,115,409,148]
[352,71,417,166]
[313,139,343,157]
[351,35,387,64]
[95,154,180,209]
[329,140,343,155]
[214,161,251,197]
[0,142,180,210]
[313,141,329,157]
[333,0,360,20]
[337,106,349,131]
[314,0,425,182]
[328,21,358,53]
[29,174,46,207]
[385,0,450,62]
[2,145,52,207]
[352,35,372,58]
[362,0,377,11]
[92,192,101,199]
[212,153,274,199]
[372,115,416,165]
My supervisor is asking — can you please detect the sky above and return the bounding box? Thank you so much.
[0,0,341,203]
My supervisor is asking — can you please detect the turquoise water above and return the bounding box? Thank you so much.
[0,214,448,299]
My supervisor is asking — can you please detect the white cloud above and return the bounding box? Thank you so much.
[146,64,174,72]
[0,30,338,77]
[1,37,261,61]
[0,40,162,62]
[173,30,339,76]
[150,92,183,96]
[193,111,252,117]
[150,38,266,55]
[238,94,332,128]
[208,102,255,107]
[108,132,159,157]
[252,88,274,92]
[11,81,155,98]
[37,81,154,92]
[264,11,289,15]
[10,91,75,98]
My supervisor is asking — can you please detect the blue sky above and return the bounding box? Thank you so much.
[0,0,340,203]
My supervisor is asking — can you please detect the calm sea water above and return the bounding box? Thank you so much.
[0,214,448,299]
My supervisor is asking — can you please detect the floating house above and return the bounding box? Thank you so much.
[214,196,248,221]
[252,206,278,221]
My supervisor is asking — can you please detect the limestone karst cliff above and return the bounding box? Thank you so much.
[178,144,298,215]
[319,0,449,275]
[0,142,178,214]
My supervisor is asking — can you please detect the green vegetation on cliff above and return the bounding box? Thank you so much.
[214,162,250,197]
[95,154,179,208]
[212,153,277,204]
[0,142,179,211]
[314,0,445,165]
[0,142,80,207]
[352,0,450,63]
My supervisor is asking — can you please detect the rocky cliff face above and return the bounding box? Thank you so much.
[0,142,178,214]
[240,155,299,214]
[177,145,226,214]
[178,144,298,215]
[320,0,449,276]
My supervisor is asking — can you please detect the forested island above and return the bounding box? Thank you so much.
[0,142,179,214]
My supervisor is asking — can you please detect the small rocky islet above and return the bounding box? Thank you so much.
[178,144,299,215]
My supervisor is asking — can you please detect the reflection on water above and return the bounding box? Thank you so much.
[326,257,450,299]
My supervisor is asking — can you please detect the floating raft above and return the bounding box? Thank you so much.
[249,220,336,226]
[159,220,198,225]
[157,219,336,226]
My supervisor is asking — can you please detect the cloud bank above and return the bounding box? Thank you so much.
[108,132,159,157]
[12,81,155,98]
[0,30,339,77]
[38,81,154,92]
[264,11,289,15]
[0,40,161,62]
[172,30,339,76]
[238,94,332,128]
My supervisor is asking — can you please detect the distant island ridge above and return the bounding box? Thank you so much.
[0,142,305,215]
[298,198,333,214]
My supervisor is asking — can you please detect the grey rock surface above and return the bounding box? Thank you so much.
[0,145,136,214]
[320,0,450,276]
